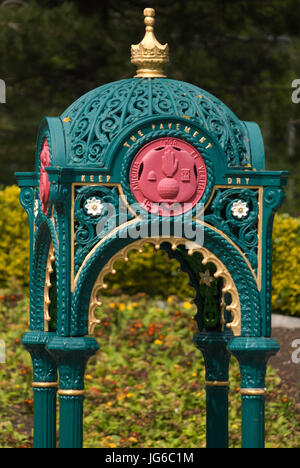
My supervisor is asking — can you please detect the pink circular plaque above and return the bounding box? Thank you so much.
[39,139,50,215]
[130,137,207,216]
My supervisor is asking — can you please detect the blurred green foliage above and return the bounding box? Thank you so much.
[0,292,299,448]
[0,0,300,212]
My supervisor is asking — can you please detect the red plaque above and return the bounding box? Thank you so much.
[130,137,207,216]
[39,139,50,215]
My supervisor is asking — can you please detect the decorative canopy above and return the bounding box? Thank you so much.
[16,6,288,449]
[16,6,287,341]
[59,78,258,170]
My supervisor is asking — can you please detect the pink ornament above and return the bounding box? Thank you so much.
[39,139,50,215]
[130,137,207,216]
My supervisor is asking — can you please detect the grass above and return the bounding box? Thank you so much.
[0,291,299,448]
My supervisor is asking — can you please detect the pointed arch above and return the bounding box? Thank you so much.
[71,221,261,337]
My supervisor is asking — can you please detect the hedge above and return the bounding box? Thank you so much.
[0,186,299,317]
[272,213,300,317]
[0,186,30,287]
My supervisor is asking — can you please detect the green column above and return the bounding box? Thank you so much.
[194,332,231,448]
[22,331,58,448]
[47,336,99,449]
[228,337,279,449]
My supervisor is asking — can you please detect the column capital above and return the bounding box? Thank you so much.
[228,337,279,389]
[22,331,57,383]
[47,336,99,390]
[194,331,231,382]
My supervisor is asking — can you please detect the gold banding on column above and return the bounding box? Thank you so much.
[32,382,58,388]
[58,389,85,397]
[240,388,266,396]
[205,381,230,387]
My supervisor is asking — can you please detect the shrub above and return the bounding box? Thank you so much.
[102,246,192,299]
[272,213,300,317]
[0,185,29,287]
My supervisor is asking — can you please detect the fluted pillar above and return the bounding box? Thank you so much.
[47,336,99,448]
[228,337,280,448]
[194,331,231,448]
[22,331,58,448]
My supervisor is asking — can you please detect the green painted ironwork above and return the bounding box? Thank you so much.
[15,75,288,448]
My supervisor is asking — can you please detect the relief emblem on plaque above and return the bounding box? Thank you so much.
[129,137,207,216]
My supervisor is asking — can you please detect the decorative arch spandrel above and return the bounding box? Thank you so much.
[71,222,261,338]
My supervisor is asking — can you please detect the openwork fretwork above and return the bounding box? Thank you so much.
[88,238,241,336]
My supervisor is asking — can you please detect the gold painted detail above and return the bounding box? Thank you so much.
[200,245,241,336]
[123,121,213,150]
[32,382,58,388]
[58,389,85,397]
[71,184,140,292]
[205,381,230,387]
[44,243,56,332]
[197,185,263,292]
[88,238,241,336]
[131,8,169,78]
[240,388,266,396]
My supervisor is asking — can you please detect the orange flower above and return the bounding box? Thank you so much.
[148,322,156,336]
[24,398,33,407]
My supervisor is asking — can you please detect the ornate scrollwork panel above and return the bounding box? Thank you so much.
[62,79,249,169]
[72,184,135,280]
[44,243,56,331]
[205,187,260,276]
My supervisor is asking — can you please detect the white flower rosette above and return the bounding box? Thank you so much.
[85,197,104,217]
[231,200,249,219]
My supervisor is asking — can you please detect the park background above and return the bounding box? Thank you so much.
[0,0,299,448]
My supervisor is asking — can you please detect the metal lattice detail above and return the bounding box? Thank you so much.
[205,188,260,272]
[87,237,241,336]
[73,184,134,275]
[61,78,248,168]
[44,243,55,331]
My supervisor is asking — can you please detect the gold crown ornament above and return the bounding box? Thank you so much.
[131,8,169,78]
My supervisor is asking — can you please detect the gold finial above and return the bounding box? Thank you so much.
[131,8,169,78]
